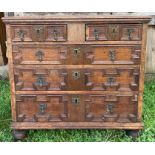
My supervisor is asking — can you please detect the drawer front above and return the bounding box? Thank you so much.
[85,45,141,65]
[12,45,86,65]
[14,68,85,91]
[86,24,142,41]
[85,68,139,91]
[85,94,138,122]
[120,24,142,41]
[86,24,109,41]
[14,67,139,91]
[16,93,138,123]
[11,25,67,42]
[16,94,85,122]
[13,45,141,65]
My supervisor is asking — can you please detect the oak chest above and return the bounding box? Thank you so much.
[3,16,151,140]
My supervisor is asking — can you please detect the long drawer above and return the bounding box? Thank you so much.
[12,44,141,65]
[16,93,138,122]
[14,66,139,91]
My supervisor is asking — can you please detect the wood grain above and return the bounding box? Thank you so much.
[68,23,85,42]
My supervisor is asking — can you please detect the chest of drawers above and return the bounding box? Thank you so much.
[3,16,151,140]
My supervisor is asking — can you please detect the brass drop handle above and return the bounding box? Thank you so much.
[35,76,47,87]
[72,97,80,105]
[35,28,41,35]
[35,27,42,39]
[109,50,116,61]
[52,29,59,41]
[35,50,44,62]
[17,30,26,41]
[107,77,115,85]
[93,29,100,40]
[111,27,118,38]
[127,28,134,40]
[112,28,116,36]
[107,103,114,114]
[39,103,47,115]
[72,71,80,80]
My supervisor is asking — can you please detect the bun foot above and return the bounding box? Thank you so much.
[12,130,27,141]
[125,129,140,138]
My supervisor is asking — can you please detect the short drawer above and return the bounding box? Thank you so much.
[11,24,67,42]
[13,44,141,65]
[16,93,138,123]
[85,24,142,41]
[14,66,139,91]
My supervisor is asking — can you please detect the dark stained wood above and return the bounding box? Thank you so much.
[0,12,7,64]
[3,16,150,138]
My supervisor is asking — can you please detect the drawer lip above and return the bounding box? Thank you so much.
[11,41,142,45]
[12,43,141,47]
[15,91,139,95]
[11,122,144,129]
[14,64,140,69]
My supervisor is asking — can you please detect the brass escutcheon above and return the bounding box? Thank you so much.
[72,71,80,80]
[73,48,80,56]
[72,97,80,105]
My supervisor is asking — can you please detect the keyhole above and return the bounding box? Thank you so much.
[74,50,78,54]
[74,50,78,55]
[73,48,80,56]
[75,72,78,77]
[75,98,78,104]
